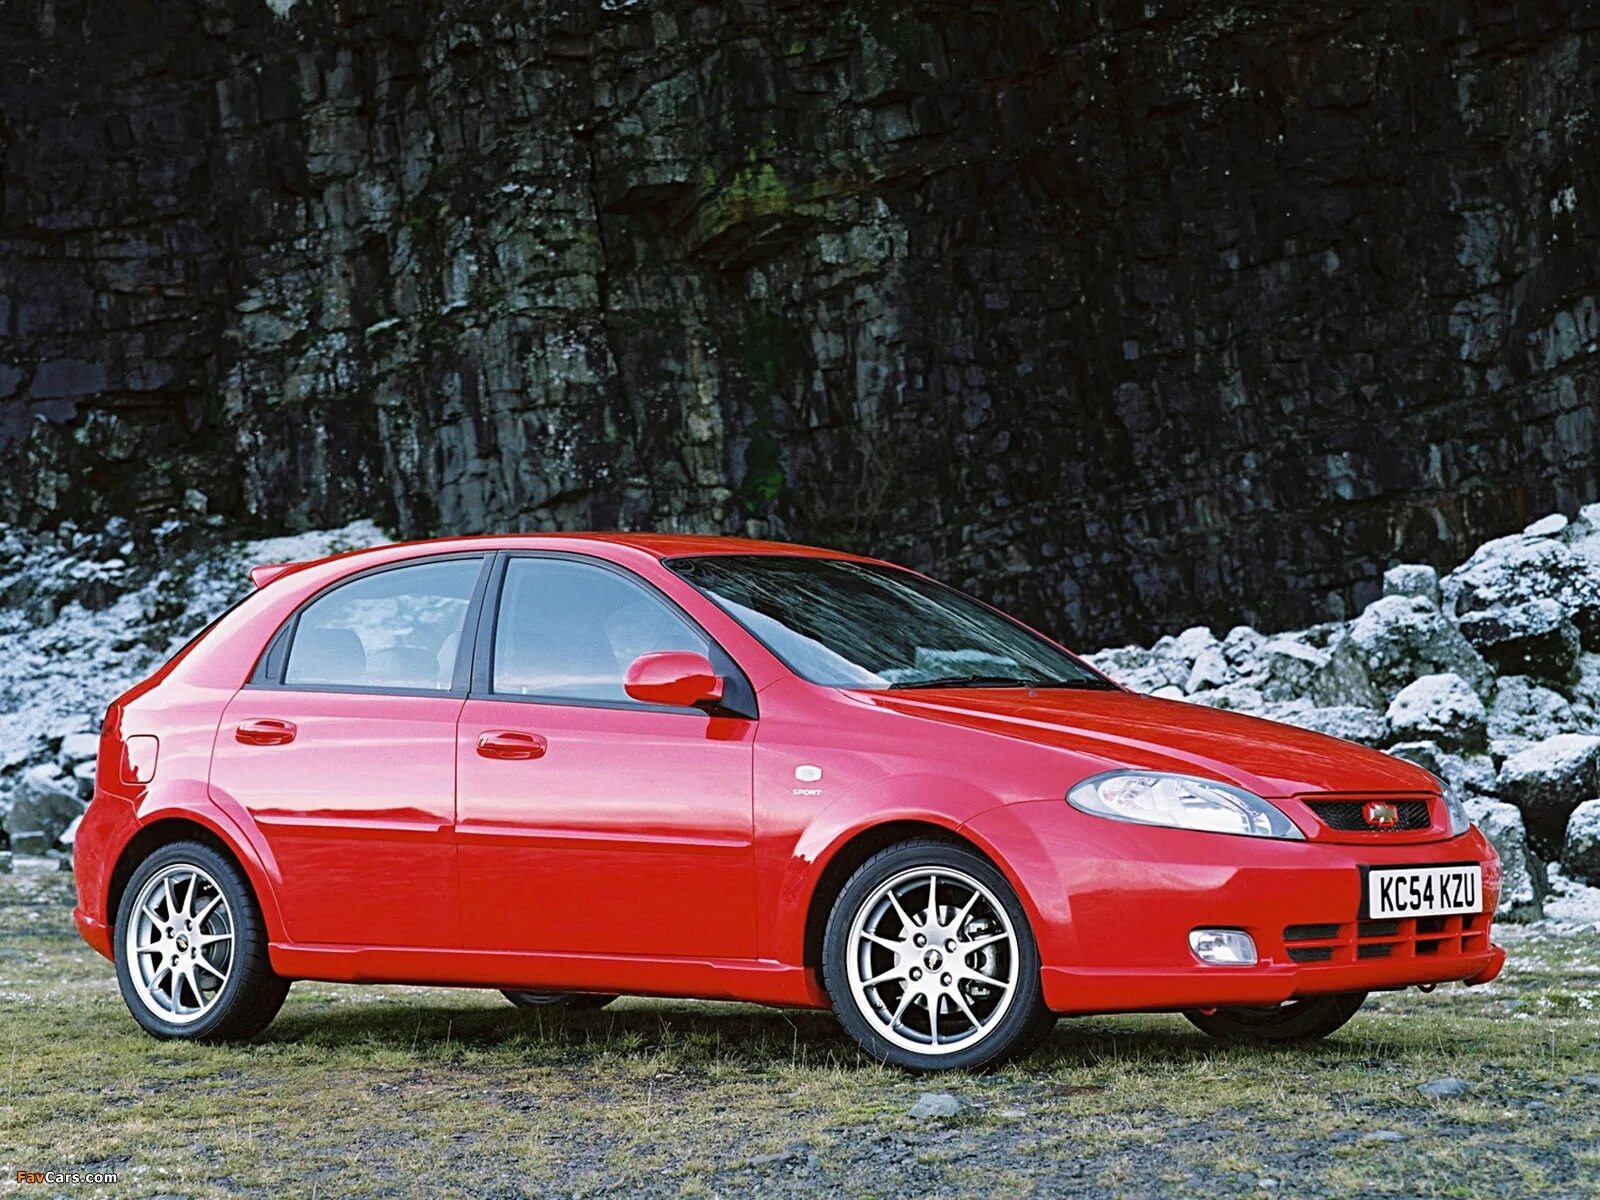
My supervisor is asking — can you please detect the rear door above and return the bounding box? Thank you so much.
[455,553,758,959]
[210,554,489,948]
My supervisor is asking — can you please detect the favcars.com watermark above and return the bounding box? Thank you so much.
[15,1171,121,1186]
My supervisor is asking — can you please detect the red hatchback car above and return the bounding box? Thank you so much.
[73,534,1505,1070]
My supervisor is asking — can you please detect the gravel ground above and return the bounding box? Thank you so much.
[2,859,1598,1199]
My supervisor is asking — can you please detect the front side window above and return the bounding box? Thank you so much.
[492,558,710,704]
[283,557,482,691]
[667,555,1111,690]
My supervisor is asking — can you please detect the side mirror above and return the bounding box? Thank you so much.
[624,651,725,709]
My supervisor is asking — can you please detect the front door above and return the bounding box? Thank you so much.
[455,554,757,959]
[210,555,486,948]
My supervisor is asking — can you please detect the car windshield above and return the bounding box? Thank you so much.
[666,555,1112,690]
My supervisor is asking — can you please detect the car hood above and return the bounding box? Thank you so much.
[856,687,1435,798]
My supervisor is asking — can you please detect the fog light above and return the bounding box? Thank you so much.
[1189,928,1257,965]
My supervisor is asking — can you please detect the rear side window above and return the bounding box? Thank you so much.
[283,558,483,691]
[491,558,709,704]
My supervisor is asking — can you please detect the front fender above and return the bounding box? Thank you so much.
[774,775,1047,968]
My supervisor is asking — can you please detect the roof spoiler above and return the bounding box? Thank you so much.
[249,561,301,589]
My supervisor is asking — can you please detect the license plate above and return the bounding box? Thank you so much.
[1365,864,1482,919]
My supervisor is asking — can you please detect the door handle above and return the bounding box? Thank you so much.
[476,730,547,760]
[236,718,297,746]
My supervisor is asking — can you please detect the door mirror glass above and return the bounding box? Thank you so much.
[624,651,724,708]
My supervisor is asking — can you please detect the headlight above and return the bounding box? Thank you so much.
[1442,786,1471,837]
[1416,767,1473,837]
[1067,771,1304,839]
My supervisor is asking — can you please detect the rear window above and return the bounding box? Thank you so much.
[282,558,483,691]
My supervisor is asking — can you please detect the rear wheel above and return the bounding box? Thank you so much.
[114,840,289,1041]
[822,839,1055,1071]
[501,990,617,1012]
[1184,992,1367,1042]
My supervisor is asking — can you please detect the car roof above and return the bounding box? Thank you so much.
[543,531,867,559]
[254,532,881,590]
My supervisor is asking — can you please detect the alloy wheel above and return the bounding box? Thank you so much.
[124,862,236,1025]
[845,865,1020,1055]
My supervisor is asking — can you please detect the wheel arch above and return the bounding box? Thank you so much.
[107,815,284,948]
[800,818,1027,974]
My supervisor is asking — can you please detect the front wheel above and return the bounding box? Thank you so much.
[501,990,617,1012]
[822,839,1056,1071]
[113,840,289,1041]
[1183,992,1367,1042]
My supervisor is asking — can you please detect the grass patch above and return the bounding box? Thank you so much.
[2,864,1596,1197]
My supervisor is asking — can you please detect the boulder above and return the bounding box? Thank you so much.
[1440,532,1600,645]
[1497,734,1600,860]
[1265,702,1389,747]
[1384,674,1486,750]
[1464,797,1542,918]
[1487,677,1581,758]
[1569,653,1600,712]
[5,764,85,854]
[1455,599,1580,683]
[1524,513,1570,538]
[1185,645,1234,693]
[1561,799,1600,888]
[1260,637,1329,698]
[1086,645,1186,694]
[1309,596,1492,709]
[1383,563,1441,606]
[1221,625,1267,671]
[57,730,100,766]
[1172,626,1219,663]
[1185,683,1265,712]
[1386,741,1497,797]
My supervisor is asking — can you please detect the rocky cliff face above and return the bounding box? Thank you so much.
[3,0,1599,644]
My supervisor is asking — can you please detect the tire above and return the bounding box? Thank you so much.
[1183,992,1367,1042]
[822,838,1055,1071]
[113,840,289,1041]
[501,990,617,1012]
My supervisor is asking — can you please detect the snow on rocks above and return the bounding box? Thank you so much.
[1487,676,1584,759]
[1382,563,1441,606]
[1441,524,1600,643]
[1456,599,1580,684]
[0,517,387,853]
[1497,734,1600,861]
[1464,797,1542,918]
[1309,596,1492,709]
[1562,799,1600,888]
[1087,505,1600,920]
[1386,741,1498,798]
[1262,701,1389,747]
[1385,674,1486,750]
[6,764,84,854]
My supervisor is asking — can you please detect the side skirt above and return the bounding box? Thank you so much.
[268,943,830,1009]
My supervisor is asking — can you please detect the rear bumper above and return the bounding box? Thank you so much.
[74,907,114,961]
[70,787,140,963]
[961,800,1505,1016]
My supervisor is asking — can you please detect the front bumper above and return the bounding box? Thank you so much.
[961,800,1505,1016]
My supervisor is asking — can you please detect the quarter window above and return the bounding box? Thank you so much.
[283,558,482,691]
[491,558,709,704]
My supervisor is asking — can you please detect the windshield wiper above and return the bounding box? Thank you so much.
[887,674,1048,689]
[886,674,1120,691]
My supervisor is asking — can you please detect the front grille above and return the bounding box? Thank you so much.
[1307,799,1432,832]
[1282,914,1488,964]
